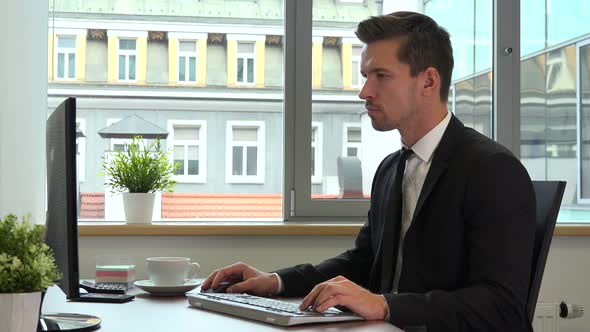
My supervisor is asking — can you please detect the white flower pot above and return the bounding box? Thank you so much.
[0,291,42,332]
[123,193,156,224]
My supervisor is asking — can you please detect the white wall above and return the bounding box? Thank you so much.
[80,235,589,331]
[0,2,47,222]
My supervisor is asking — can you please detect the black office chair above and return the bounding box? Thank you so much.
[526,180,566,323]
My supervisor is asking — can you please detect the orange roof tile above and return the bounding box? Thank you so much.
[79,192,366,220]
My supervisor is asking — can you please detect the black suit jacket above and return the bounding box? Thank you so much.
[276,115,536,331]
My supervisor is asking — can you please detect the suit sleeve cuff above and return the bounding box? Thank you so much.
[382,295,390,320]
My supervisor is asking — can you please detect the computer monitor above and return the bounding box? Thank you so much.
[43,97,101,331]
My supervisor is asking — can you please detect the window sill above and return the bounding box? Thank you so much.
[77,223,590,237]
[78,222,363,236]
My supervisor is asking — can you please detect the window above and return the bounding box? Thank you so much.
[118,39,137,81]
[351,45,364,88]
[226,121,265,183]
[178,40,197,83]
[343,124,361,160]
[237,42,255,85]
[56,36,76,80]
[76,119,86,182]
[311,122,323,184]
[168,120,207,183]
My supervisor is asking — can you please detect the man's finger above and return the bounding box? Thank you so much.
[300,282,326,310]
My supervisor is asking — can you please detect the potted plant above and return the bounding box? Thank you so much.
[102,135,178,223]
[0,214,62,332]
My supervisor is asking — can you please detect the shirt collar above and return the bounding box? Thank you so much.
[402,111,452,163]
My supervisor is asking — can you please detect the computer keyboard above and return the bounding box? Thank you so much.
[187,292,363,326]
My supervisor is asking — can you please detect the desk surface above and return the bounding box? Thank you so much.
[43,286,402,332]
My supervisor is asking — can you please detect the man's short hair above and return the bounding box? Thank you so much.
[355,11,454,102]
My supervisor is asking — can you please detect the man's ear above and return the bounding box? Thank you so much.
[421,67,440,97]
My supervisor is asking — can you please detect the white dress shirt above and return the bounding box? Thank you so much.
[391,111,452,292]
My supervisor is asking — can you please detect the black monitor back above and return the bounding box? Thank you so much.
[45,97,80,299]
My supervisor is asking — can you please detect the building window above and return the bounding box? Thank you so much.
[343,124,362,160]
[56,36,76,80]
[178,40,197,83]
[237,42,255,85]
[76,119,86,182]
[118,39,137,81]
[351,45,364,88]
[311,122,323,184]
[226,121,265,183]
[168,120,207,183]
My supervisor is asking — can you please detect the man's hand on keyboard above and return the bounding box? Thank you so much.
[201,262,280,297]
[299,276,388,321]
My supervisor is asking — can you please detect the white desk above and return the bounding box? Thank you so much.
[42,286,403,332]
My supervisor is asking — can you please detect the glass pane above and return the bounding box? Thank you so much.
[347,127,361,142]
[347,147,358,157]
[57,53,65,78]
[174,145,185,175]
[49,0,284,222]
[238,42,254,53]
[189,57,196,81]
[233,127,257,141]
[232,146,243,175]
[175,126,199,140]
[119,39,136,50]
[68,53,76,78]
[129,55,136,80]
[58,36,75,48]
[351,60,359,86]
[188,146,199,175]
[247,58,254,83]
[179,41,196,52]
[179,56,186,81]
[118,55,125,80]
[521,0,590,222]
[246,146,257,176]
[237,58,244,82]
[547,0,588,47]
[311,146,316,177]
[521,0,546,55]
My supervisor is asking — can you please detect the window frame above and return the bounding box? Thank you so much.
[167,120,207,183]
[55,35,76,81]
[236,41,256,85]
[177,40,198,83]
[577,39,590,204]
[225,120,265,184]
[117,38,138,82]
[342,123,362,160]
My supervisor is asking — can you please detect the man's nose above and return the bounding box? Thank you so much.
[358,80,372,101]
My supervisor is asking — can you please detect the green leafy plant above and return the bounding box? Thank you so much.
[102,135,179,194]
[0,214,62,293]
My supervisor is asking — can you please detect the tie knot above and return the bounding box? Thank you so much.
[400,148,414,162]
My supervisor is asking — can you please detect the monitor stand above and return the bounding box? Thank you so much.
[37,291,101,332]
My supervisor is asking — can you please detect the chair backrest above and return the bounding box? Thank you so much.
[526,180,566,322]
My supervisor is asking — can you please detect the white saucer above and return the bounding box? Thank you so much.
[133,279,201,296]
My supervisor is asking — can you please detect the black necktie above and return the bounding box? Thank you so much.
[381,147,414,292]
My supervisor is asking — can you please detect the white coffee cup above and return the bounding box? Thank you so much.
[146,257,200,286]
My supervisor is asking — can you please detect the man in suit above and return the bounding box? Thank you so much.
[202,11,535,331]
